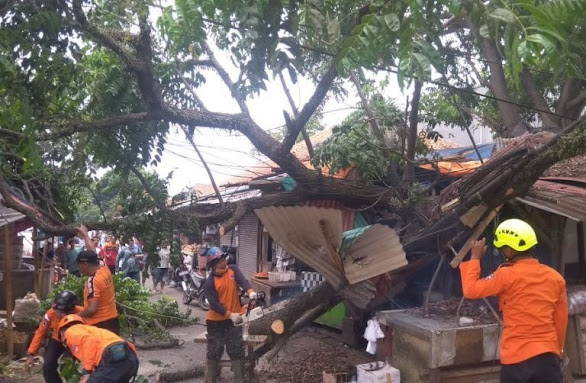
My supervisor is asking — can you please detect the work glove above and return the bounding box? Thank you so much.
[229,312,243,325]
[249,291,258,300]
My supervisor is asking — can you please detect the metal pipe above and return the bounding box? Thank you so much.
[424,254,445,317]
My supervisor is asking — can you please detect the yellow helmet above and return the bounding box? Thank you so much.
[493,219,537,252]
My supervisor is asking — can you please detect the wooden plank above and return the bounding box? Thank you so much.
[576,315,586,374]
[450,206,503,268]
[460,204,488,228]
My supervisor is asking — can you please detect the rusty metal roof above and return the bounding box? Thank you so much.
[516,178,586,221]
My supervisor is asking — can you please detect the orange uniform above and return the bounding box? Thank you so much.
[84,265,118,325]
[61,324,136,373]
[205,266,252,321]
[27,306,82,355]
[460,258,568,364]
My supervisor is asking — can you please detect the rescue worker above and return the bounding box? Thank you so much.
[76,224,120,334]
[25,290,82,383]
[58,314,139,383]
[460,218,568,383]
[203,247,257,383]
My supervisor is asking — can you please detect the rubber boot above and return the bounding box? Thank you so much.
[231,359,245,383]
[206,359,219,383]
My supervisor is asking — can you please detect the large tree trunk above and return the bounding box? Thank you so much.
[248,282,339,336]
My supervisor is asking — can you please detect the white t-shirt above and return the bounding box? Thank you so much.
[158,248,170,269]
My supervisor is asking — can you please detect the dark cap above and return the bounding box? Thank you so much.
[76,250,99,264]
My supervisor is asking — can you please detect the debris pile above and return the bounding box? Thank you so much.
[260,347,352,383]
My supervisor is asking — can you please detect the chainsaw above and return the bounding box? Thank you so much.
[239,291,267,322]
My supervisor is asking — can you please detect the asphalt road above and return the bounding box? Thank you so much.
[139,282,210,382]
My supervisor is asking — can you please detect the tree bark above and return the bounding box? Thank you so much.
[403,80,422,184]
[475,36,527,137]
[248,282,338,336]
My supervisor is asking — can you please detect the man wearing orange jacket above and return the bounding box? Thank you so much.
[58,314,138,383]
[76,225,120,334]
[460,218,568,383]
[203,247,256,383]
[25,290,81,383]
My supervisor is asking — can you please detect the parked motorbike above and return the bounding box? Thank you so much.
[170,263,188,289]
[181,269,209,310]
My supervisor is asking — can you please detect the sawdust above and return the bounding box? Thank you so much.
[260,347,352,383]
[257,329,372,383]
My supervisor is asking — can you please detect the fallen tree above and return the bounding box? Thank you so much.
[1,0,585,369]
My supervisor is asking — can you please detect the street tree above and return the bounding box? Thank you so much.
[0,0,585,355]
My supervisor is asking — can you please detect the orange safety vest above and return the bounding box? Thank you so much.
[460,258,568,364]
[207,268,242,321]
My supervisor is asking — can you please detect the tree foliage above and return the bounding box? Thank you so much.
[0,0,584,238]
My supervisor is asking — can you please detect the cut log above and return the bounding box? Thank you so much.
[248,282,339,336]
[271,320,284,335]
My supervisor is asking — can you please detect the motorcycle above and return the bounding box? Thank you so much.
[181,269,209,310]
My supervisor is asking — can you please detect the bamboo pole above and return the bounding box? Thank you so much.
[4,225,14,357]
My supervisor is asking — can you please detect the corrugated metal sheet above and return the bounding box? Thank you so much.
[254,206,407,289]
[341,224,407,285]
[237,213,259,278]
[0,205,26,228]
[305,200,355,230]
[516,179,586,221]
[255,206,346,289]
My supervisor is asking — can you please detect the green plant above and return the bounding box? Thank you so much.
[41,274,194,341]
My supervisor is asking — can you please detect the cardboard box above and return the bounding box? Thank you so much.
[357,362,400,383]
[323,371,349,383]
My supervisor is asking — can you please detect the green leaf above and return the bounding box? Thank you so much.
[384,13,400,32]
[526,26,565,44]
[479,24,490,38]
[526,33,556,54]
[489,8,516,24]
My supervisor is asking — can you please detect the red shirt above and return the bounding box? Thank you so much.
[100,243,118,266]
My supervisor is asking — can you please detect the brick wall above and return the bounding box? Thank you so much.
[237,212,259,278]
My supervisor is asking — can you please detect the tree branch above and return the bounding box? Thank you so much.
[521,67,560,131]
[202,42,250,116]
[278,72,314,158]
[403,80,422,184]
[36,112,164,141]
[72,0,162,111]
[473,32,527,137]
[281,63,337,154]
[556,77,586,128]
[129,167,166,208]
